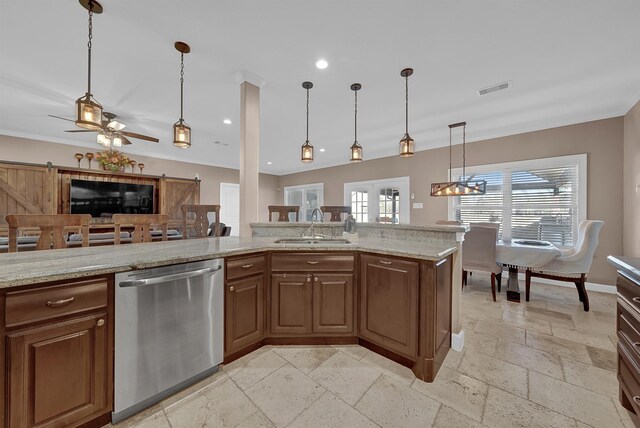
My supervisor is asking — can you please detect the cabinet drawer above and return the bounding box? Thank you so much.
[617,272,640,315]
[5,278,108,328]
[618,300,640,369]
[227,254,266,280]
[362,254,419,271]
[619,347,640,414]
[271,253,354,272]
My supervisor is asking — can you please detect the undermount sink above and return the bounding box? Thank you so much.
[274,238,351,245]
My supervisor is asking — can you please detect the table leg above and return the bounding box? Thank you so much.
[506,266,521,302]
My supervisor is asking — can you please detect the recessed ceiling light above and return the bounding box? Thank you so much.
[267,161,272,165]
[315,59,328,70]
[223,119,232,125]
[319,148,326,152]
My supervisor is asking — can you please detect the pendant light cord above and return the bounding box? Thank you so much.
[449,127,453,182]
[354,89,358,142]
[306,87,310,142]
[462,123,466,182]
[87,5,93,95]
[404,75,409,135]
[179,53,185,120]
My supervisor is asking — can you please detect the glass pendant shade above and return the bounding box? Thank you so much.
[96,132,110,147]
[75,93,103,130]
[112,135,123,147]
[301,140,313,162]
[399,133,414,157]
[173,120,191,148]
[350,141,363,162]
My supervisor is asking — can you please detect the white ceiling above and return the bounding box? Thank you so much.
[1,1,639,175]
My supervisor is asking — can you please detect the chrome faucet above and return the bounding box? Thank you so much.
[311,208,324,223]
[303,208,324,238]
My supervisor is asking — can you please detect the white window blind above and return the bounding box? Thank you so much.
[450,155,586,247]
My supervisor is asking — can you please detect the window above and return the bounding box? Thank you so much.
[284,183,324,221]
[449,155,586,247]
[344,177,410,224]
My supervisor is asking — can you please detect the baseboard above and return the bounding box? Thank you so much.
[451,330,464,352]
[515,272,616,294]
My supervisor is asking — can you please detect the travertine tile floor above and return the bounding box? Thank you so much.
[110,276,636,427]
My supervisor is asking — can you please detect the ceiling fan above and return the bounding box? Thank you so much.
[49,112,159,147]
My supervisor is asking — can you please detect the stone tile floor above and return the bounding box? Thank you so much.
[109,276,636,427]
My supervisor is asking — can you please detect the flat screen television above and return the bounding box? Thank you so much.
[70,179,155,217]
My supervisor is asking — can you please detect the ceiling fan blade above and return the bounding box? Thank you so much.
[49,114,75,122]
[121,131,159,143]
[65,130,97,133]
[121,136,133,145]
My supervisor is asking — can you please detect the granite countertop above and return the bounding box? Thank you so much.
[0,237,457,289]
[250,222,467,233]
[608,255,640,283]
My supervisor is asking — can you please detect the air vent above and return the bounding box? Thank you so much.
[213,141,229,146]
[478,81,512,96]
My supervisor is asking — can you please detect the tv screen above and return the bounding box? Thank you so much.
[70,179,155,217]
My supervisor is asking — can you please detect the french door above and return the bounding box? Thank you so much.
[344,177,410,224]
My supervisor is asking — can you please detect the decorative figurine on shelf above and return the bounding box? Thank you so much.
[129,159,137,173]
[74,153,84,168]
[85,152,94,169]
[96,149,131,172]
[138,163,145,174]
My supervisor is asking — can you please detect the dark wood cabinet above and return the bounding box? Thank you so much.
[270,273,313,334]
[360,254,419,358]
[225,275,265,355]
[225,254,267,357]
[313,273,354,334]
[2,276,113,428]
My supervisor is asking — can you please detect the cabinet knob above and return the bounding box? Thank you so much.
[633,297,640,303]
[97,319,105,327]
[634,396,640,405]
[307,277,311,282]
[229,286,235,292]
[314,276,319,282]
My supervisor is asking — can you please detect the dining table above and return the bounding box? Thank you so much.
[496,239,562,302]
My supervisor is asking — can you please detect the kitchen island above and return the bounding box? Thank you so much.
[0,225,462,427]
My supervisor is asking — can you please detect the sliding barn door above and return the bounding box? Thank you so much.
[0,163,57,227]
[159,178,201,228]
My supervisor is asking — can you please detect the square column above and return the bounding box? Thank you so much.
[239,82,260,237]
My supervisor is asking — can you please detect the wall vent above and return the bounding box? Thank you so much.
[478,81,511,96]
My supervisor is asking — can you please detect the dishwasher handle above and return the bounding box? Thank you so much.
[119,265,222,288]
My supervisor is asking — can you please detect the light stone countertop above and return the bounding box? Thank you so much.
[0,237,457,289]
[608,255,640,283]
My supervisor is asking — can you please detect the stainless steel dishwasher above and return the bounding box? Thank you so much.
[113,259,224,423]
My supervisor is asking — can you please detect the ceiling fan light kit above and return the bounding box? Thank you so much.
[173,41,192,149]
[75,0,103,130]
[301,81,314,163]
[350,83,363,163]
[430,121,487,197]
[399,68,415,158]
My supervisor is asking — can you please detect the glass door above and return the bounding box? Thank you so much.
[344,177,409,224]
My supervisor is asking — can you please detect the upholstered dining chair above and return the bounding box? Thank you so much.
[181,204,221,238]
[5,214,91,252]
[320,206,352,222]
[268,206,299,222]
[525,220,604,312]
[112,214,169,244]
[462,226,503,301]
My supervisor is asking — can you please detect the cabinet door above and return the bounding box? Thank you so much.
[271,274,313,334]
[7,313,110,428]
[313,274,354,334]
[225,274,264,355]
[360,255,419,358]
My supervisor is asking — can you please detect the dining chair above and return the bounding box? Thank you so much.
[320,206,352,222]
[5,214,91,252]
[436,220,463,226]
[112,214,169,244]
[462,226,503,301]
[181,204,221,238]
[268,205,299,222]
[525,220,604,311]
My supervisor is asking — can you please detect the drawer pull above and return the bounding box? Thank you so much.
[241,264,253,269]
[634,396,640,405]
[45,297,75,308]
[633,297,640,304]
[634,342,640,348]
[229,286,235,292]
[380,260,392,265]
[97,319,105,327]
[307,261,319,265]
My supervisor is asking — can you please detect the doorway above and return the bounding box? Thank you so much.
[220,183,240,236]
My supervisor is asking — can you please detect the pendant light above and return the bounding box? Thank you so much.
[349,83,363,162]
[399,68,414,157]
[75,0,104,130]
[301,81,314,163]
[430,122,487,196]
[173,41,191,148]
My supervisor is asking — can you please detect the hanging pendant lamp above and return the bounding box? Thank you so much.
[430,122,487,196]
[301,81,314,163]
[399,68,414,157]
[173,41,191,148]
[349,83,363,163]
[75,0,104,130]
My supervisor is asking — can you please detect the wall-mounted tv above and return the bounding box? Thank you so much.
[70,179,155,217]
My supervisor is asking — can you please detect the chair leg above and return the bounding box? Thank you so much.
[490,273,497,302]
[575,274,589,312]
[525,269,531,302]
[496,272,502,293]
[462,270,467,289]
